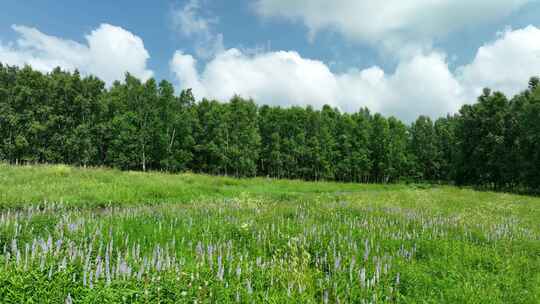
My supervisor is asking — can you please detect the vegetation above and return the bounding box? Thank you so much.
[0,163,373,209]
[1,164,540,303]
[1,63,539,191]
[1,62,540,302]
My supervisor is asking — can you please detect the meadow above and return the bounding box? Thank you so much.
[1,164,540,303]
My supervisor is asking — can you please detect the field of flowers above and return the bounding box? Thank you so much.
[1,165,540,303]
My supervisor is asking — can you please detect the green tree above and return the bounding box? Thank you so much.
[410,116,439,181]
[455,89,509,188]
[192,99,229,175]
[225,96,261,177]
[369,114,390,183]
[387,117,411,182]
[434,115,458,182]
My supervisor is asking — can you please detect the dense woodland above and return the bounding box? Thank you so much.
[1,63,539,191]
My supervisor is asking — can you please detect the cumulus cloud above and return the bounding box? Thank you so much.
[171,26,540,121]
[0,24,153,85]
[2,19,538,121]
[338,53,464,121]
[458,25,540,100]
[171,49,339,109]
[170,49,461,121]
[172,0,224,59]
[254,0,531,53]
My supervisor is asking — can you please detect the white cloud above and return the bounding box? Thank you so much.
[170,51,208,98]
[2,20,538,122]
[458,25,540,100]
[337,52,464,121]
[84,24,153,84]
[0,24,153,85]
[171,26,540,121]
[171,49,339,109]
[172,0,224,59]
[173,0,214,37]
[254,0,531,53]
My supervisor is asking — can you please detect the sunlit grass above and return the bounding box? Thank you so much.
[1,164,539,303]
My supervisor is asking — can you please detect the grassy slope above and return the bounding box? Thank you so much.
[2,163,540,303]
[0,163,403,207]
[1,163,539,219]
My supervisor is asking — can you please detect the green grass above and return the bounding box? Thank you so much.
[0,163,409,208]
[1,163,540,303]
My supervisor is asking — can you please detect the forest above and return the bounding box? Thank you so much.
[1,63,539,191]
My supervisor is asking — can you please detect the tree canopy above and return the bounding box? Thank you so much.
[1,63,539,192]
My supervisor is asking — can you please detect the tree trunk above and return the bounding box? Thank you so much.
[142,149,146,172]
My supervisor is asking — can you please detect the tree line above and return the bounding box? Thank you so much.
[1,63,539,191]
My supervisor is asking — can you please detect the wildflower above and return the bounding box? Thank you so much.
[65,293,73,304]
[359,268,366,288]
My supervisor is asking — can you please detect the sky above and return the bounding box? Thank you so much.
[1,0,540,121]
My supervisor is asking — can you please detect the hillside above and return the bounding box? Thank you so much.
[1,164,540,302]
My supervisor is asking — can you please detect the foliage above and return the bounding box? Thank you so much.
[0,63,539,191]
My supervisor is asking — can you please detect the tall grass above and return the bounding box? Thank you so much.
[1,164,539,303]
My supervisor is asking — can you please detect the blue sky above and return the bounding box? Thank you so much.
[1,0,540,121]
[0,0,379,76]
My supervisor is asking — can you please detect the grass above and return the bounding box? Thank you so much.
[1,163,540,303]
[0,163,399,208]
